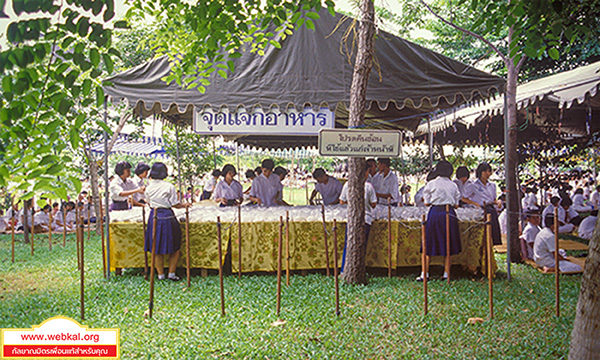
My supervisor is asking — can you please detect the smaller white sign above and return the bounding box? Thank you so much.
[194,107,335,135]
[319,129,401,157]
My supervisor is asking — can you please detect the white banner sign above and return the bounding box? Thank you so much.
[319,129,401,157]
[194,107,334,135]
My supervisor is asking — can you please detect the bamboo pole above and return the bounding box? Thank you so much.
[217,217,225,316]
[554,207,560,317]
[237,204,242,279]
[78,215,85,320]
[486,213,494,320]
[48,199,52,251]
[142,206,148,280]
[277,216,283,317]
[185,206,191,288]
[286,210,290,286]
[62,205,67,247]
[321,203,330,276]
[387,198,392,278]
[421,214,428,315]
[30,208,34,256]
[332,219,340,316]
[11,207,15,263]
[305,178,309,205]
[87,203,91,241]
[99,209,107,279]
[76,205,80,270]
[445,204,451,284]
[148,210,158,319]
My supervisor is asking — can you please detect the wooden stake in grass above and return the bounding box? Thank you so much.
[48,198,52,251]
[554,207,560,317]
[332,219,340,316]
[286,210,290,286]
[142,206,148,280]
[321,203,330,276]
[62,205,67,247]
[185,206,191,288]
[445,204,451,284]
[99,210,107,279]
[217,216,225,316]
[486,213,494,320]
[238,203,242,279]
[87,203,91,241]
[148,209,158,319]
[387,198,392,278]
[30,208,35,257]
[277,216,283,317]
[76,204,81,270]
[78,215,85,320]
[421,214,428,316]
[11,202,15,263]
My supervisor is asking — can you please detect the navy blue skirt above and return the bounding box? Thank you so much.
[110,201,129,211]
[425,206,461,256]
[144,208,181,255]
[484,205,501,245]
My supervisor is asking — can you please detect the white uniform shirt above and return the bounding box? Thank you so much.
[521,193,538,210]
[578,215,597,240]
[371,171,400,205]
[572,194,592,212]
[542,204,557,220]
[453,179,469,199]
[146,179,180,209]
[521,222,541,259]
[339,181,377,225]
[533,227,557,268]
[589,191,599,208]
[109,176,137,202]
[213,179,244,201]
[34,211,50,227]
[132,176,146,203]
[249,173,279,206]
[465,179,497,206]
[204,176,217,192]
[315,177,343,205]
[414,187,426,207]
[423,177,460,206]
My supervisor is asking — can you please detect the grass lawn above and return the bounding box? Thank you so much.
[0,232,583,359]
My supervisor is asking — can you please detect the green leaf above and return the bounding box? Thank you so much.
[96,119,112,134]
[46,163,62,175]
[77,16,90,37]
[96,86,104,107]
[305,19,314,30]
[89,48,100,66]
[39,155,55,166]
[69,176,82,193]
[226,60,234,72]
[217,69,227,79]
[54,186,67,200]
[305,12,320,20]
[102,53,114,73]
[548,47,559,60]
[114,20,128,28]
[58,98,71,115]
[69,127,80,148]
[269,39,281,49]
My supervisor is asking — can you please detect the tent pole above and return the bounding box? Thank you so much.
[212,137,217,170]
[400,131,406,185]
[427,117,433,170]
[503,93,511,281]
[175,125,184,199]
[103,98,111,280]
[236,142,241,183]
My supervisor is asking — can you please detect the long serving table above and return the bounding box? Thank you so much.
[107,205,496,275]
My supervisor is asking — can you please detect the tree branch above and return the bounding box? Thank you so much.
[107,111,132,153]
[419,0,508,64]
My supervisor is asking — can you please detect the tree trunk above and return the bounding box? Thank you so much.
[342,0,375,285]
[88,159,103,236]
[505,32,521,263]
[569,221,600,358]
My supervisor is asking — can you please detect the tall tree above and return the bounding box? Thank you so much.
[342,0,375,285]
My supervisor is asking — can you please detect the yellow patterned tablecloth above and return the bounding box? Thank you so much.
[108,220,495,275]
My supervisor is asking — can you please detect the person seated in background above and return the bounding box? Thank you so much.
[521,187,539,211]
[310,168,342,205]
[201,169,221,200]
[17,199,34,232]
[520,209,541,260]
[249,159,280,206]
[0,209,8,232]
[6,202,20,230]
[589,185,600,208]
[34,205,52,233]
[213,164,244,207]
[534,214,582,273]
[371,157,400,206]
[557,197,582,233]
[53,202,76,232]
[400,184,412,206]
[542,196,561,220]
[244,169,256,195]
[577,210,598,240]
[273,166,292,206]
[572,188,593,213]
[454,166,472,207]
[51,202,59,217]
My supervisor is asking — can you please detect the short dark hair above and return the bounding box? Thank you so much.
[476,162,491,179]
[377,158,391,167]
[435,160,453,178]
[245,169,256,179]
[115,161,132,176]
[261,159,275,170]
[211,169,221,177]
[135,162,151,176]
[426,170,437,182]
[149,162,168,180]
[254,166,262,175]
[575,188,583,195]
[544,214,555,228]
[560,197,572,207]
[42,204,51,211]
[366,159,377,167]
[312,168,326,179]
[550,196,560,206]
[221,164,237,177]
[274,166,288,177]
[456,166,469,179]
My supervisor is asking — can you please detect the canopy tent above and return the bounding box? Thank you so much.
[90,134,166,157]
[103,10,504,149]
[413,61,600,149]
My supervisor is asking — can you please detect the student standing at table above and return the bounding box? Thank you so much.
[201,169,221,200]
[463,162,502,245]
[339,166,377,274]
[213,164,244,207]
[144,162,191,281]
[418,160,461,281]
[132,162,150,206]
[371,157,400,206]
[366,158,377,184]
[273,166,292,206]
[249,159,279,206]
[310,168,342,205]
[109,161,145,211]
